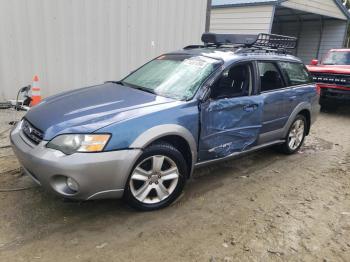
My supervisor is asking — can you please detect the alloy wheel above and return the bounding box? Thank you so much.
[129,155,179,204]
[288,119,305,150]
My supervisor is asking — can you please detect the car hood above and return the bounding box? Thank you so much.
[25,83,178,140]
[307,65,350,74]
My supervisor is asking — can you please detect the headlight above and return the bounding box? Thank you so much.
[47,134,111,155]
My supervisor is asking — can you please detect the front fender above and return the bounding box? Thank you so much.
[130,124,198,170]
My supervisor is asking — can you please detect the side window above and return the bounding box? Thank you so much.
[258,62,284,92]
[279,62,313,86]
[211,63,253,99]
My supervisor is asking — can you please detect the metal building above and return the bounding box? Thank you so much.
[0,0,209,100]
[210,0,350,63]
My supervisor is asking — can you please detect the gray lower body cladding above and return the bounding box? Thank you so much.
[10,123,142,200]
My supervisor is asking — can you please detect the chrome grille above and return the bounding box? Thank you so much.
[22,119,44,145]
[311,73,350,87]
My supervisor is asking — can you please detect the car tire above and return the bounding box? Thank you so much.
[124,142,188,211]
[279,115,307,155]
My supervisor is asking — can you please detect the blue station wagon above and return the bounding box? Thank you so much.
[11,33,320,210]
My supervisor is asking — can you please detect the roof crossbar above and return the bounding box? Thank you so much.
[201,33,297,50]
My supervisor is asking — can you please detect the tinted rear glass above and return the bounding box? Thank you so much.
[258,62,285,92]
[279,62,312,86]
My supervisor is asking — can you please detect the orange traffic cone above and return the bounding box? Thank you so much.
[30,75,42,107]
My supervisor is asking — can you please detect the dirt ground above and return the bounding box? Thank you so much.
[0,106,349,262]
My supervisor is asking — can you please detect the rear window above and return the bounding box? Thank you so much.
[278,62,312,86]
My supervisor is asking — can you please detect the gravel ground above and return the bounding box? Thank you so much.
[0,107,349,262]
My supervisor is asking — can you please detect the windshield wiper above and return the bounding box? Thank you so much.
[134,86,156,95]
[105,80,125,85]
[112,81,156,95]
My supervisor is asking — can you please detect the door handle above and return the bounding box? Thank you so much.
[289,96,297,101]
[243,104,258,112]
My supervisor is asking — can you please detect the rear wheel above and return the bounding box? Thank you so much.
[124,142,187,211]
[280,115,306,154]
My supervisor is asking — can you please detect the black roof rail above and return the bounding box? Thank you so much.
[183,45,206,50]
[200,32,297,51]
[183,43,221,49]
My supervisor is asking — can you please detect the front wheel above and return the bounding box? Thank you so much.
[124,142,188,211]
[280,115,306,154]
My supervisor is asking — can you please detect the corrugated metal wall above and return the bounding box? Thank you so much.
[319,20,348,60]
[0,0,208,100]
[209,0,348,64]
[281,0,347,20]
[210,5,274,34]
[272,19,347,63]
[272,21,319,63]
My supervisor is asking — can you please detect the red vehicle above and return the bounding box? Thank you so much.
[307,49,350,109]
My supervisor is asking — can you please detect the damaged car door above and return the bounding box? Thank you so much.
[198,62,263,161]
[257,61,293,135]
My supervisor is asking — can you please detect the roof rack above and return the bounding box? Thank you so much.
[198,32,297,52]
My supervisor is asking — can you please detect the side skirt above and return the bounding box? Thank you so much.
[194,140,285,168]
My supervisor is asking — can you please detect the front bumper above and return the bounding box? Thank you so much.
[319,85,350,103]
[10,122,142,200]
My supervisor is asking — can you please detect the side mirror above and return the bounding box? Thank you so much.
[310,59,319,66]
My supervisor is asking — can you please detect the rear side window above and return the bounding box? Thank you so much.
[258,62,285,92]
[279,62,312,86]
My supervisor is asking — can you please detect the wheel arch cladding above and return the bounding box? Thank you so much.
[283,102,311,138]
[149,135,192,176]
[130,124,197,176]
[298,109,311,135]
